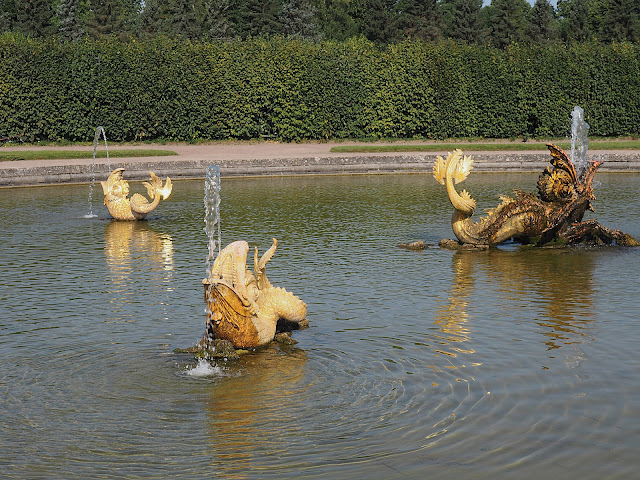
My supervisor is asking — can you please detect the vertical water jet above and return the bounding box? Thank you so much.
[570,106,590,178]
[204,165,222,277]
[86,126,110,218]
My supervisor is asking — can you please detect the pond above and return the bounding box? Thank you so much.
[1,172,639,479]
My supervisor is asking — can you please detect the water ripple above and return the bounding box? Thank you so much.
[1,176,639,479]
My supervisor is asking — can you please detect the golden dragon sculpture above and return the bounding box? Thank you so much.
[433,144,638,247]
[101,168,172,220]
[200,238,308,349]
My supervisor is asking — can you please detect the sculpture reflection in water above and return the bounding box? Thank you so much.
[438,249,595,367]
[432,252,477,370]
[104,221,174,313]
[204,345,308,479]
[101,168,172,220]
[434,144,639,247]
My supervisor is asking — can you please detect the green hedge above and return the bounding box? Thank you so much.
[0,34,638,142]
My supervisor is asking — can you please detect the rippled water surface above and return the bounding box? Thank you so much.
[1,173,639,479]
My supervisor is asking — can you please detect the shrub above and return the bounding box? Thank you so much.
[0,34,638,142]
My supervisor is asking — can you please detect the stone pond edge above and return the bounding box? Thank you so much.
[2,152,640,187]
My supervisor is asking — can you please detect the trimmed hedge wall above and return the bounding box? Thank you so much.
[1,34,639,142]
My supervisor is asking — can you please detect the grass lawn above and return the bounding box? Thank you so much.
[329,140,640,153]
[0,149,178,162]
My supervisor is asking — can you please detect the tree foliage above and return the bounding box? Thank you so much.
[85,0,138,39]
[2,0,55,36]
[1,34,638,143]
[485,0,530,47]
[558,0,591,41]
[56,0,85,41]
[526,0,557,42]
[441,0,483,43]
[0,0,639,44]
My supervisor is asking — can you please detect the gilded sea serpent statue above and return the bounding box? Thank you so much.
[199,238,308,351]
[101,168,172,220]
[433,144,639,248]
[176,166,308,360]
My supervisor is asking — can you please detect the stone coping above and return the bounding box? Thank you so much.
[2,151,640,187]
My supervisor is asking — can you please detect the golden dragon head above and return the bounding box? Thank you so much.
[101,168,130,202]
[206,240,259,310]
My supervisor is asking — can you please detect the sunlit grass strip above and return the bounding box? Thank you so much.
[330,141,640,153]
[0,149,179,161]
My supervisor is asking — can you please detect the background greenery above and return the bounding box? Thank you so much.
[1,0,638,143]
[1,0,639,45]
[1,34,638,142]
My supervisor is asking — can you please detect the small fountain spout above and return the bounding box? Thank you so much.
[204,165,222,277]
[93,126,110,172]
[86,126,110,218]
[570,106,590,178]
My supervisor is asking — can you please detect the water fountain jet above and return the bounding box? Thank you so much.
[86,126,110,218]
[570,106,589,178]
[204,165,222,277]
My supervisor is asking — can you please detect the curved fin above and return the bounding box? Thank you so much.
[141,172,172,201]
[433,155,448,185]
[546,143,577,183]
[255,238,277,290]
[159,177,172,200]
[445,152,477,215]
[453,153,474,184]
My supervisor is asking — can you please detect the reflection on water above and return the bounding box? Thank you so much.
[104,220,174,279]
[461,249,594,350]
[0,174,639,479]
[104,220,175,321]
[433,251,476,365]
[433,247,596,370]
[205,345,308,479]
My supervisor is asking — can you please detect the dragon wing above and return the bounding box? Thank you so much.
[546,144,577,184]
[254,238,277,290]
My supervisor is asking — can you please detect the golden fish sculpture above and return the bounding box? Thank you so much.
[101,168,172,220]
[201,238,307,348]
